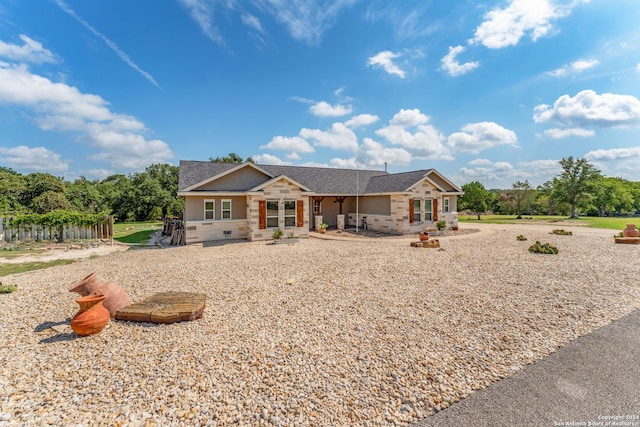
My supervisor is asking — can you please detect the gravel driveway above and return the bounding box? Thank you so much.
[1,224,638,426]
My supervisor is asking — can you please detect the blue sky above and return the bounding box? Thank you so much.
[0,0,639,188]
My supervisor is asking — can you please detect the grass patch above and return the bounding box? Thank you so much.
[0,248,47,259]
[113,221,162,244]
[0,259,76,277]
[459,215,639,231]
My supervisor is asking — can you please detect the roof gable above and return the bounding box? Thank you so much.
[249,174,312,192]
[180,161,273,191]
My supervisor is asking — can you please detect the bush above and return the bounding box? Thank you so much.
[528,241,558,254]
[0,283,18,294]
[272,228,283,240]
[516,235,527,241]
[551,229,572,236]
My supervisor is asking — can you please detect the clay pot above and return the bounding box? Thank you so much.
[71,294,110,336]
[70,272,132,318]
[623,224,639,238]
[419,231,429,241]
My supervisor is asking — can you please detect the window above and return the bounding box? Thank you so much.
[221,199,231,219]
[204,200,214,220]
[413,199,421,222]
[266,201,279,228]
[284,200,296,227]
[424,199,433,222]
[443,197,450,213]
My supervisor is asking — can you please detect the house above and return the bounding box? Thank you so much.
[177,160,463,243]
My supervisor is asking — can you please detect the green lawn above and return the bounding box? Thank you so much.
[0,259,76,277]
[113,221,163,244]
[459,214,639,231]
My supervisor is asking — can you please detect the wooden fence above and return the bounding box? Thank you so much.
[0,215,114,243]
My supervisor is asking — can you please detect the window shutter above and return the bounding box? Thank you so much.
[409,199,414,224]
[433,198,438,222]
[259,200,266,230]
[296,200,304,227]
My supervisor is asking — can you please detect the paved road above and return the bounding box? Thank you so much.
[413,308,640,427]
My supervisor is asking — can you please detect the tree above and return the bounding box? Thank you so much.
[591,177,633,216]
[0,167,27,214]
[503,180,535,218]
[66,177,103,213]
[145,163,183,217]
[209,152,254,164]
[550,157,601,218]
[22,173,66,206]
[30,191,72,214]
[459,181,494,220]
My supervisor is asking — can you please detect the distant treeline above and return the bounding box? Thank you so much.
[458,157,640,219]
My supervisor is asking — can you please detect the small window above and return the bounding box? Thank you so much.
[424,199,433,222]
[204,200,214,220]
[221,199,231,219]
[266,200,279,228]
[443,197,450,213]
[284,200,296,228]
[413,199,421,222]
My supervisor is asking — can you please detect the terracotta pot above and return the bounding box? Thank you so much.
[419,231,429,241]
[70,273,132,318]
[320,229,326,234]
[452,226,459,231]
[71,294,110,336]
[623,224,640,238]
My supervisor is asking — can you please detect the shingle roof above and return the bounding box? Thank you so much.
[365,170,433,193]
[178,160,460,194]
[178,161,241,191]
[259,164,388,194]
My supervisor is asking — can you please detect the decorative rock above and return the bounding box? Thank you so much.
[411,239,440,248]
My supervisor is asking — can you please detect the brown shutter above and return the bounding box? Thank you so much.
[258,200,266,230]
[296,200,304,227]
[433,198,438,222]
[409,199,414,224]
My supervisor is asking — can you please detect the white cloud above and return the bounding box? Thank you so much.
[241,13,264,33]
[178,0,226,45]
[356,137,411,168]
[252,153,292,165]
[299,122,358,151]
[260,136,315,153]
[441,45,480,77]
[534,90,640,127]
[447,122,517,153]
[546,58,599,77]
[454,158,563,187]
[0,35,56,64]
[367,50,406,78]
[0,63,173,170]
[636,63,640,72]
[256,0,357,45]
[468,158,494,166]
[585,146,640,161]
[375,109,452,160]
[55,0,159,87]
[0,145,69,173]
[344,114,379,128]
[328,157,357,169]
[543,127,595,138]
[291,96,314,104]
[389,108,429,127]
[471,0,586,49]
[309,101,353,117]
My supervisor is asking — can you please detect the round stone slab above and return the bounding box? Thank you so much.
[115,292,206,324]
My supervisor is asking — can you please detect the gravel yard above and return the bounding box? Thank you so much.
[1,224,639,426]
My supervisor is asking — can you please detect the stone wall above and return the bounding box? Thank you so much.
[184,219,248,244]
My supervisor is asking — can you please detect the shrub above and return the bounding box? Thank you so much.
[436,220,447,230]
[528,241,558,254]
[516,235,527,241]
[551,229,572,236]
[0,283,18,294]
[272,228,283,240]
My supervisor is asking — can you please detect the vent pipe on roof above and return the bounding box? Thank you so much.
[384,162,387,173]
